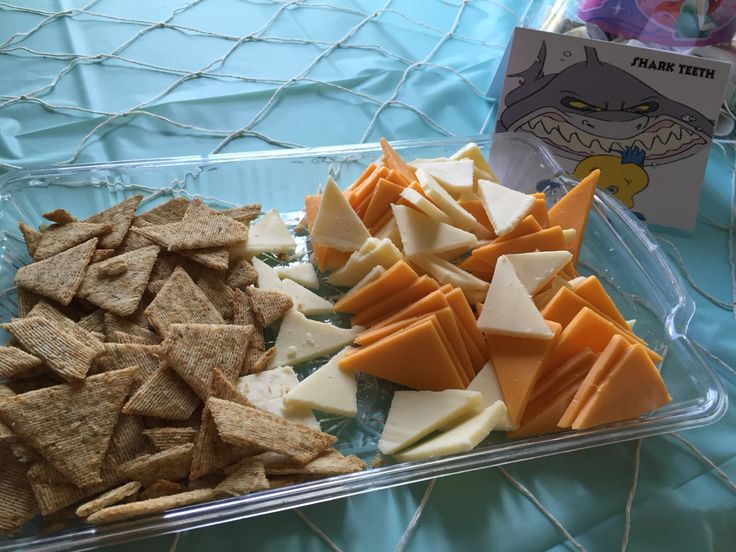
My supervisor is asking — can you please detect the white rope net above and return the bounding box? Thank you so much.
[0,1,735,550]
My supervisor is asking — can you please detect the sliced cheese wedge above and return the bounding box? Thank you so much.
[416,168,477,231]
[394,401,507,461]
[243,209,297,257]
[311,176,371,252]
[450,142,494,176]
[410,159,474,196]
[392,204,477,258]
[280,278,334,315]
[276,263,319,289]
[467,363,515,431]
[477,179,535,237]
[269,311,361,368]
[399,187,452,224]
[374,216,402,250]
[477,256,553,340]
[410,255,488,304]
[284,349,357,417]
[327,237,403,287]
[253,257,284,292]
[237,366,320,429]
[505,251,573,295]
[378,389,482,455]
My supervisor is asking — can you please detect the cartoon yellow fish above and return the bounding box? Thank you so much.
[573,146,649,209]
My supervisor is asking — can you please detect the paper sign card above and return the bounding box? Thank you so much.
[494,28,729,229]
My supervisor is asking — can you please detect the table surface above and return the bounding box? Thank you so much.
[1,1,735,551]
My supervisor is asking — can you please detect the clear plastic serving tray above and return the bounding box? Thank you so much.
[0,134,726,551]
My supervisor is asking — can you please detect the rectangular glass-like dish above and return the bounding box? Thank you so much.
[0,133,726,551]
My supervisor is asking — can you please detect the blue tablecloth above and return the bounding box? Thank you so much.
[1,1,735,550]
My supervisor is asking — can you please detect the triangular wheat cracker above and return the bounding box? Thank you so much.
[189,369,255,480]
[123,362,200,421]
[0,446,39,535]
[246,287,293,326]
[129,223,181,250]
[77,245,160,317]
[0,346,42,379]
[144,266,224,337]
[2,316,98,381]
[101,342,162,391]
[179,246,230,270]
[116,227,156,254]
[164,323,253,400]
[119,443,194,485]
[42,209,76,224]
[0,366,137,488]
[16,288,40,317]
[219,203,261,223]
[15,238,98,305]
[91,249,116,263]
[85,195,143,249]
[139,480,183,500]
[226,257,258,289]
[208,398,336,464]
[75,481,141,518]
[28,301,105,355]
[105,312,160,344]
[78,309,106,333]
[171,199,248,251]
[142,427,198,451]
[215,458,268,497]
[34,222,112,260]
[133,197,189,226]
[264,449,365,476]
[18,222,42,258]
[86,488,218,525]
[197,273,235,320]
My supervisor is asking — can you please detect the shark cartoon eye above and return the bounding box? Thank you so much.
[561,97,603,112]
[606,186,619,194]
[625,102,658,113]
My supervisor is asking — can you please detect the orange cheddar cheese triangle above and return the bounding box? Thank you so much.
[485,320,562,426]
[362,178,404,228]
[444,287,487,364]
[458,199,494,235]
[547,307,661,370]
[548,169,599,265]
[509,348,596,438]
[494,215,543,243]
[335,260,418,314]
[571,342,671,430]
[380,138,416,187]
[542,286,632,333]
[371,289,450,330]
[529,194,550,228]
[346,163,377,192]
[349,166,389,208]
[415,315,469,387]
[570,276,628,327]
[339,318,465,391]
[558,335,629,428]
[355,316,421,346]
[352,275,439,327]
[459,226,567,279]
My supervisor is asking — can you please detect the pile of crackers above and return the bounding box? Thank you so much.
[0,196,365,535]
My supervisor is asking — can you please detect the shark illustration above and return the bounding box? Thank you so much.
[497,43,712,165]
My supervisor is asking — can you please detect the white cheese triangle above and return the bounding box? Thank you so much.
[244,209,297,257]
[283,349,357,416]
[378,389,483,455]
[416,168,477,231]
[450,142,493,175]
[237,366,320,430]
[410,255,488,304]
[253,257,283,292]
[476,256,553,339]
[467,363,516,431]
[280,278,334,315]
[399,188,452,224]
[394,401,507,461]
[374,217,402,250]
[276,262,319,289]
[504,251,573,295]
[269,310,360,367]
[477,179,535,236]
[327,237,403,287]
[410,159,473,196]
[392,204,477,258]
[310,176,370,252]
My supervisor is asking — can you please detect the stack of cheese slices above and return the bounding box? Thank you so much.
[283,139,670,461]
